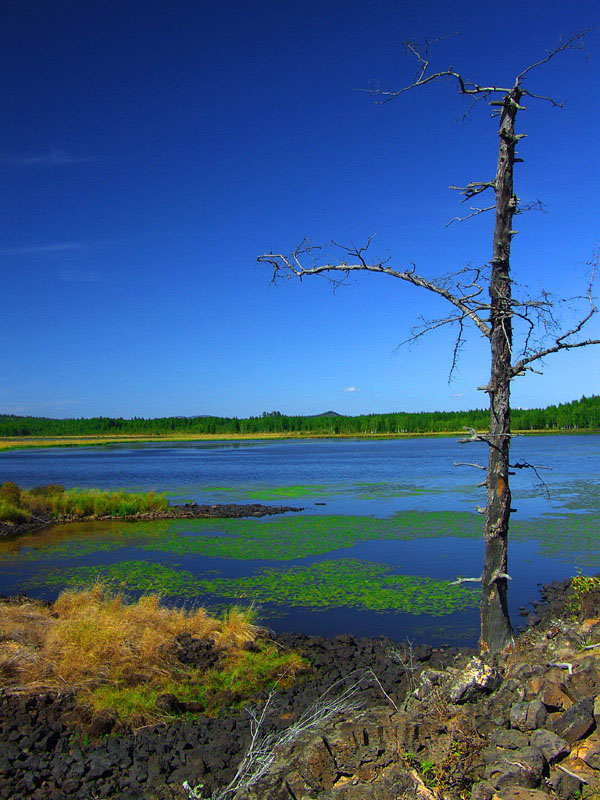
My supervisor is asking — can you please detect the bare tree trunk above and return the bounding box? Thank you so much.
[480,85,522,653]
[258,34,599,654]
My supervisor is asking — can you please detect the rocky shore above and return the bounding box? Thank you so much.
[0,502,302,538]
[0,631,448,800]
[2,578,600,799]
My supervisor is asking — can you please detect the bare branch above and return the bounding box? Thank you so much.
[446,205,495,226]
[510,460,552,497]
[449,317,465,382]
[548,661,573,675]
[514,198,546,216]
[458,426,488,444]
[258,240,492,338]
[213,670,369,800]
[399,313,466,348]
[453,461,486,470]
[557,764,588,785]
[366,37,512,105]
[511,247,600,376]
[366,667,399,712]
[491,571,513,582]
[450,576,482,585]
[516,30,593,82]
[449,181,496,201]
[368,30,592,113]
[520,89,565,108]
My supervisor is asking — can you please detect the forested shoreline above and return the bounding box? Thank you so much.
[1,395,598,437]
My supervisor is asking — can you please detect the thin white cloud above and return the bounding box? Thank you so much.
[342,386,360,392]
[451,392,466,397]
[58,268,102,283]
[0,148,96,167]
[0,241,90,256]
[1,399,79,414]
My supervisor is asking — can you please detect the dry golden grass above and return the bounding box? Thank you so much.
[0,583,258,690]
[0,585,308,726]
[214,605,262,649]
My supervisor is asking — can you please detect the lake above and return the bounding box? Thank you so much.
[0,435,598,646]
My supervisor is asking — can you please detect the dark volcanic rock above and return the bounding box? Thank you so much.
[529,729,570,763]
[485,746,545,790]
[510,700,547,732]
[0,631,444,800]
[552,697,595,744]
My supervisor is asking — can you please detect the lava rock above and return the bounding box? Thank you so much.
[490,728,530,750]
[529,729,570,763]
[88,709,116,738]
[448,658,501,704]
[548,766,583,799]
[552,697,595,744]
[510,700,547,732]
[485,746,545,790]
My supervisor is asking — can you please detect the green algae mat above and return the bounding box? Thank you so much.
[24,558,479,616]
[2,510,598,566]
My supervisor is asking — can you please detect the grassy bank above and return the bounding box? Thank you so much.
[0,481,169,524]
[1,428,597,452]
[0,584,307,727]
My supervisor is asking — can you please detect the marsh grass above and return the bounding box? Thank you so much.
[0,481,169,523]
[0,584,307,726]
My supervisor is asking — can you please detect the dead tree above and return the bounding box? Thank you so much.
[258,32,599,654]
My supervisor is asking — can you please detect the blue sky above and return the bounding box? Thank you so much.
[1,0,598,419]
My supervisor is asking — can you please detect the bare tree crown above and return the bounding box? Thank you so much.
[257,30,599,383]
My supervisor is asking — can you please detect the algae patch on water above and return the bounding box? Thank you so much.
[2,509,600,573]
[26,561,202,597]
[194,559,479,615]
[26,558,479,616]
[0,512,483,565]
[180,482,447,502]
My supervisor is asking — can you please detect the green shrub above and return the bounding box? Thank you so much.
[0,481,22,507]
[567,575,600,620]
[0,499,30,523]
[29,484,65,497]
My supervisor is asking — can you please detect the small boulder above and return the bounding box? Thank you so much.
[88,709,116,738]
[490,728,530,750]
[552,697,595,744]
[448,658,501,704]
[471,780,494,800]
[529,729,570,763]
[539,681,573,711]
[510,700,547,732]
[492,789,554,800]
[548,766,583,800]
[155,693,181,714]
[582,739,600,770]
[565,659,600,700]
[485,746,545,791]
[594,696,600,724]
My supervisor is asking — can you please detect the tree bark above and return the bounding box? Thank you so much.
[480,85,522,653]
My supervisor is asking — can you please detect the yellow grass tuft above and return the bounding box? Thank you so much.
[213,605,261,649]
[0,584,259,688]
[0,585,308,725]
